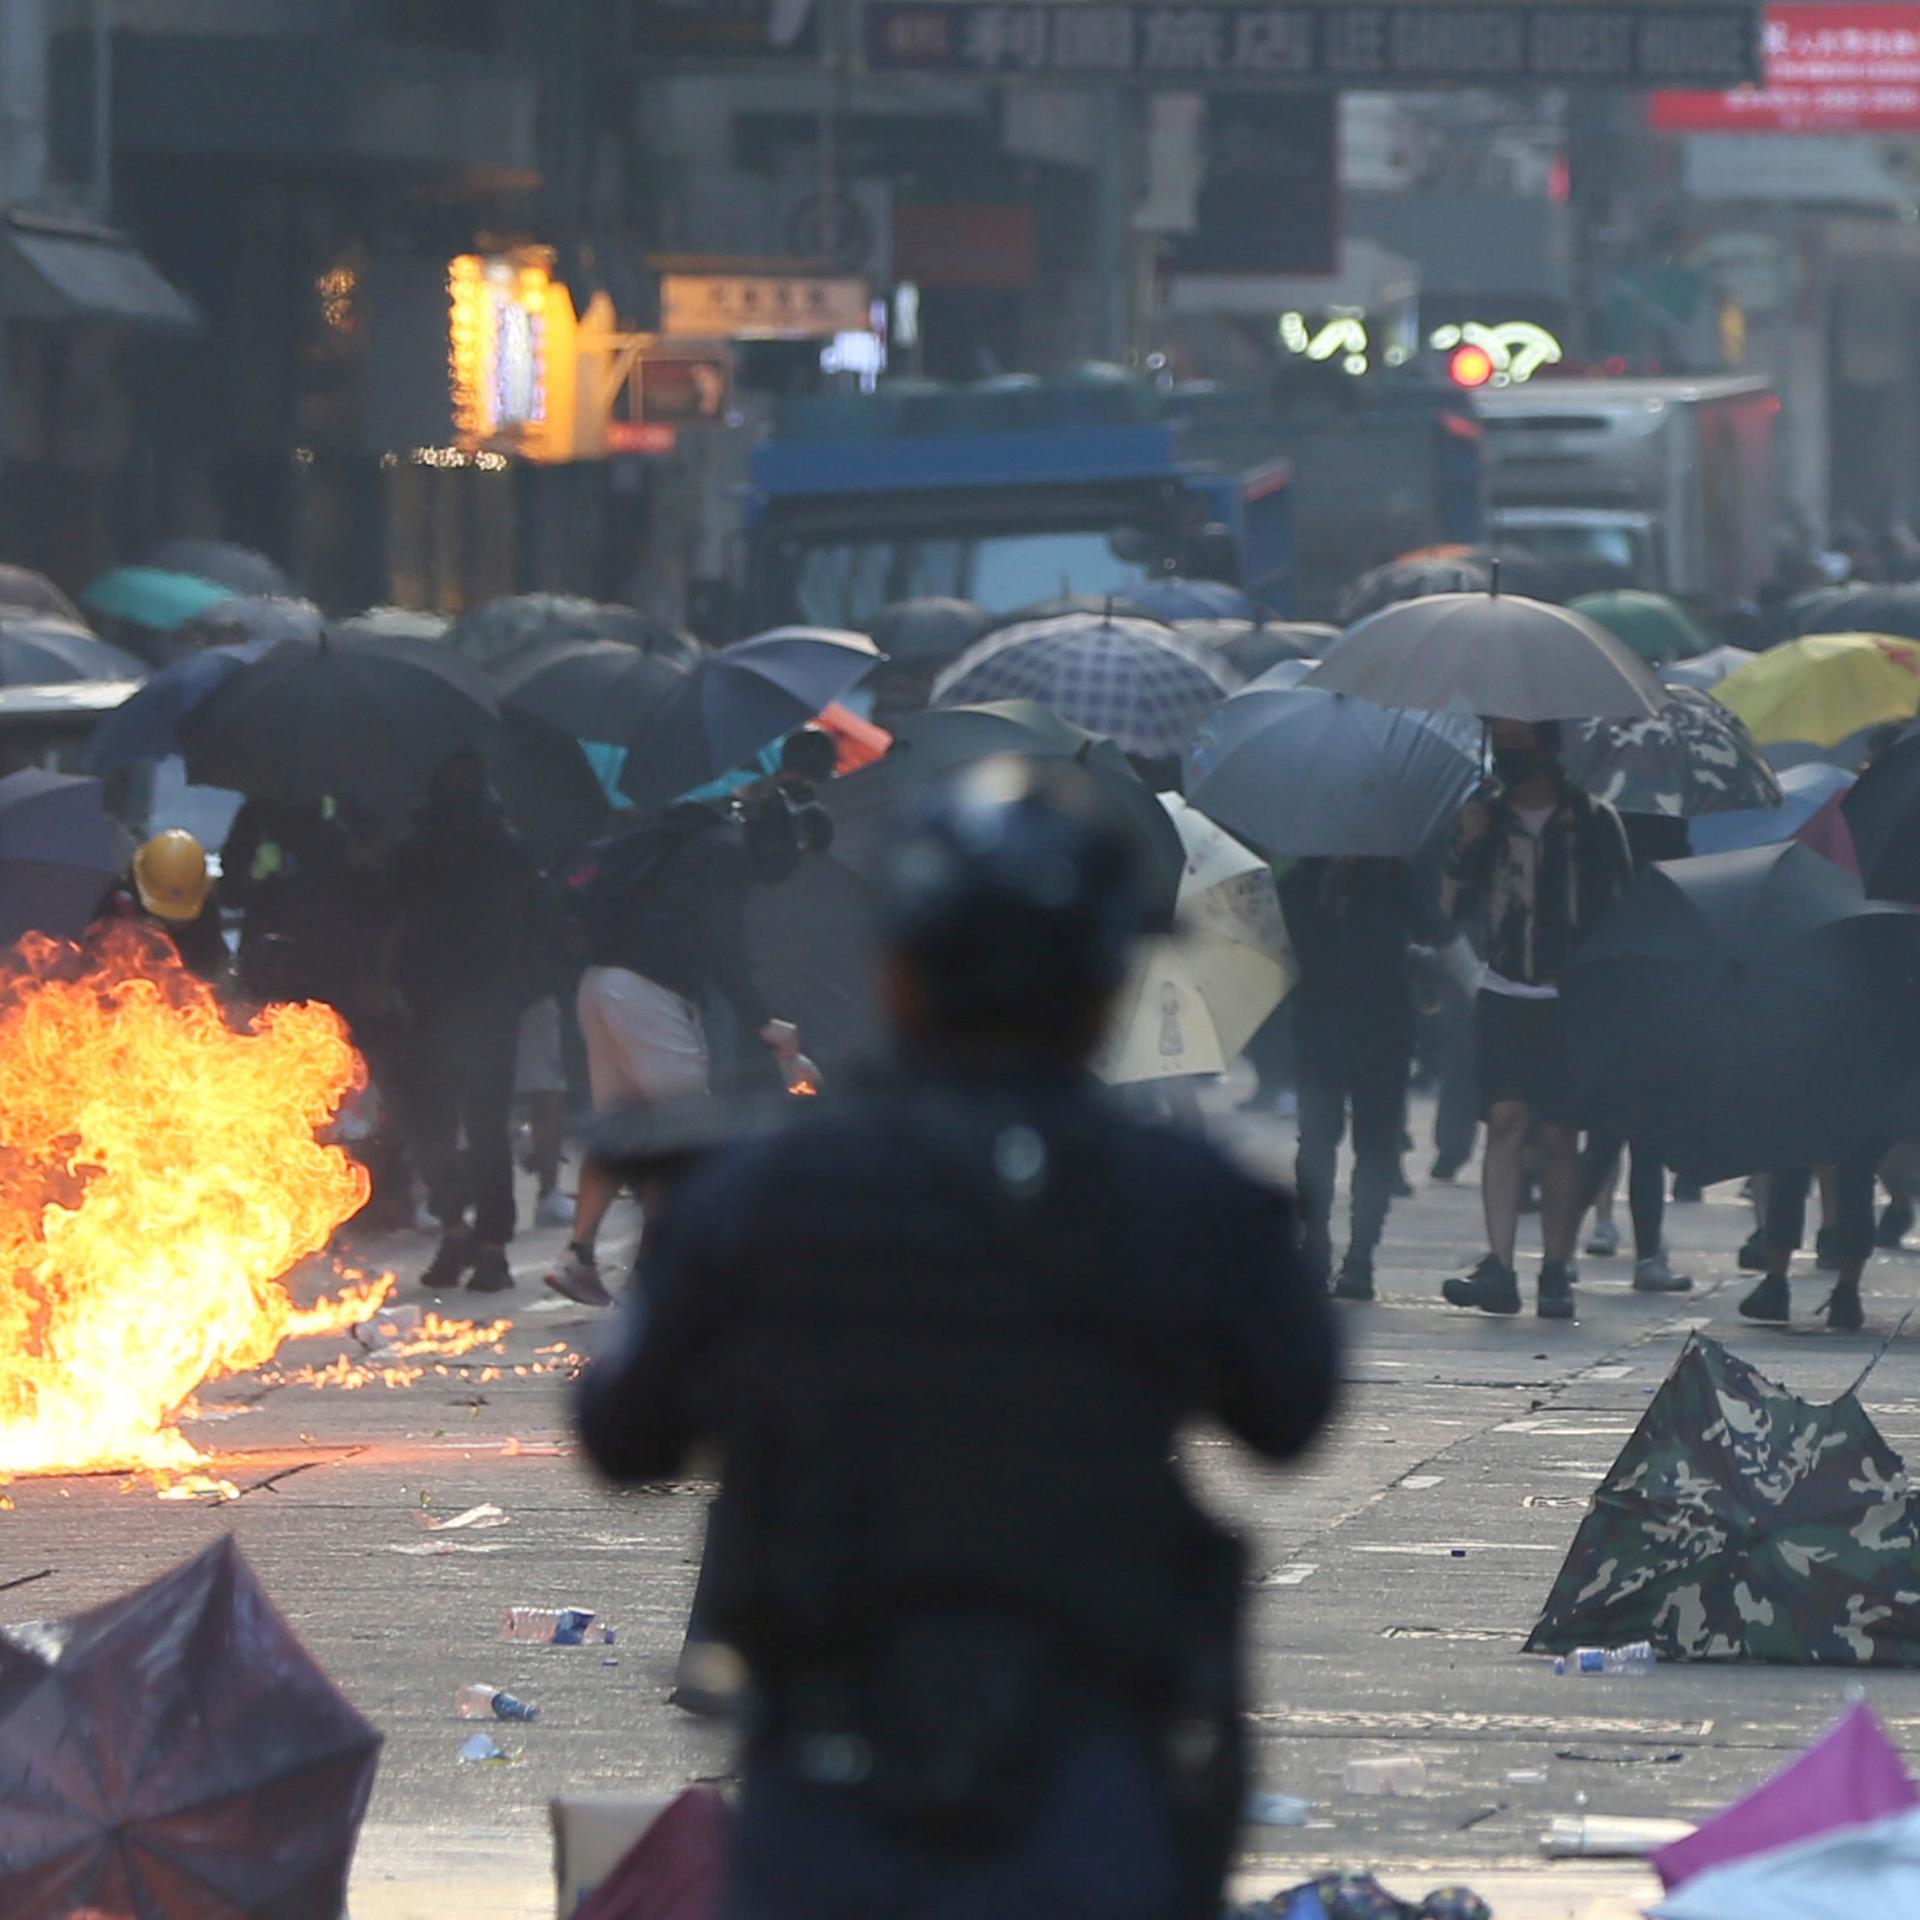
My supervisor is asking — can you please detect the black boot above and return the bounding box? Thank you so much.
[1877,1199,1913,1250]
[1821,1281,1865,1332]
[1738,1273,1792,1323]
[467,1243,515,1293]
[1332,1251,1376,1303]
[1537,1259,1577,1322]
[1737,1231,1768,1273]
[1442,1253,1520,1315]
[418,1227,475,1293]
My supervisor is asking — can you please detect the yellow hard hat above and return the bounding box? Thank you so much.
[133,830,211,922]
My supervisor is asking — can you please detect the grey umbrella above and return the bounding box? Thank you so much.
[0,615,147,684]
[0,565,83,624]
[1185,684,1482,859]
[1305,591,1663,722]
[868,598,989,665]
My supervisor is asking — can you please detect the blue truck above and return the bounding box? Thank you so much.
[743,369,1482,631]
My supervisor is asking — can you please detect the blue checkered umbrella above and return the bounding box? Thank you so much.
[931,614,1238,760]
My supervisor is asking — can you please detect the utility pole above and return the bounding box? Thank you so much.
[91,0,113,221]
[1094,83,1130,364]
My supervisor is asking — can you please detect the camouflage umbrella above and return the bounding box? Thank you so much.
[1338,557,1490,626]
[1528,1335,1920,1665]
[1561,687,1783,818]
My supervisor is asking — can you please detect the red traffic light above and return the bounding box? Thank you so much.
[1448,343,1496,390]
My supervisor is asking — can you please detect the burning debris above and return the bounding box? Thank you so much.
[0,927,383,1480]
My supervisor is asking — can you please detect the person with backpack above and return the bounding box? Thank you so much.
[547,793,818,1306]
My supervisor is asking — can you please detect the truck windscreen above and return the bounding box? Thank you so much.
[772,527,1169,630]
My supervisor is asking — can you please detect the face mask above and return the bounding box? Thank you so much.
[1491,746,1541,784]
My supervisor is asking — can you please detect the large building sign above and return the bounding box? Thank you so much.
[864,4,1761,87]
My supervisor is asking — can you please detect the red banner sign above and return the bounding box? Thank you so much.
[1651,4,1920,131]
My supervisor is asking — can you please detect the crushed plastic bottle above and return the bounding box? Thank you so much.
[455,1683,538,1722]
[1343,1756,1426,1796]
[352,1303,423,1351]
[456,1732,507,1764]
[1550,1642,1657,1677]
[1244,1791,1311,1826]
[500,1606,596,1645]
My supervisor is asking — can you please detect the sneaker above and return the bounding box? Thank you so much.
[1332,1253,1376,1303]
[1584,1219,1621,1259]
[1738,1274,1791,1323]
[467,1245,515,1293]
[1815,1227,1844,1272]
[1632,1251,1693,1294]
[1390,1166,1415,1200]
[1878,1199,1914,1250]
[1671,1176,1704,1204]
[1822,1285,1866,1333]
[535,1188,577,1231]
[546,1253,614,1308]
[1442,1253,1521,1315]
[1538,1260,1577,1321]
[1429,1155,1466,1184]
[1737,1231,1768,1273]
[418,1229,475,1293]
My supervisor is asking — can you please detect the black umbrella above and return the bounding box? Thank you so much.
[1306,591,1664,722]
[144,538,293,599]
[0,768,118,947]
[447,593,700,676]
[1563,842,1920,1182]
[1176,618,1334,683]
[1840,728,1920,903]
[747,723,1183,1076]
[500,640,687,745]
[1561,687,1783,818]
[891,700,1184,919]
[1795,583,1920,642]
[1338,557,1491,626]
[868,598,990,665]
[0,615,146,685]
[495,712,612,870]
[0,1536,380,1917]
[178,630,504,807]
[0,564,83,624]
[618,627,881,809]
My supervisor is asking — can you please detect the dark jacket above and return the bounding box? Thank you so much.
[578,1067,1336,1715]
[93,883,228,982]
[581,806,771,1031]
[1441,777,1633,988]
[386,792,543,1011]
[1280,858,1441,1035]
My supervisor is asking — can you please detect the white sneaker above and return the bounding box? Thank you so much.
[1584,1218,1621,1259]
[535,1189,576,1230]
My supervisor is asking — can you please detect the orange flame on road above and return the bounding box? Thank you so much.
[0,927,380,1478]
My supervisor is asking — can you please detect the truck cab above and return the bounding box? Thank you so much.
[743,375,1293,631]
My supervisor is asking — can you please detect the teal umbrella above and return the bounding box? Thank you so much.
[82,566,234,632]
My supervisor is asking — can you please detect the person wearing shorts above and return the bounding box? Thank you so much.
[516,996,575,1230]
[548,797,811,1305]
[1438,721,1633,1323]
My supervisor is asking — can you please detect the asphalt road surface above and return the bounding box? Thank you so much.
[9,1103,1920,1920]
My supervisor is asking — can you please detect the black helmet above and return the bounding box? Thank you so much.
[879,755,1147,1032]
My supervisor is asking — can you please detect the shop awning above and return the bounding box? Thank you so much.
[0,215,198,333]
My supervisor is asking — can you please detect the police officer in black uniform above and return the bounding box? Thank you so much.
[576,757,1338,1920]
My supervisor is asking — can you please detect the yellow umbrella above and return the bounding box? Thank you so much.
[1715,633,1920,748]
[1099,797,1294,1085]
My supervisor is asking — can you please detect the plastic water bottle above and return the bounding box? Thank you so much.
[1551,1641,1657,1677]
[500,1606,597,1645]
[455,1683,538,1722]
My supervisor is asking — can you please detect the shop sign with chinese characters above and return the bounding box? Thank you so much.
[1652,4,1920,131]
[660,273,870,340]
[864,4,1760,87]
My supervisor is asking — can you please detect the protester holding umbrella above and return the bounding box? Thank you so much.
[549,794,821,1307]
[390,752,547,1298]
[1439,722,1635,1321]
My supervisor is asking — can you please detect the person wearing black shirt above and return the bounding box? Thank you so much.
[1280,856,1435,1302]
[575,757,1337,1920]
[550,798,807,1306]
